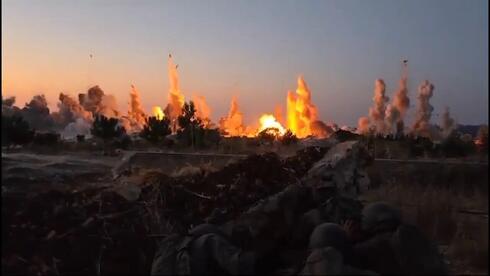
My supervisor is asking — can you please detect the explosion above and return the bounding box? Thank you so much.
[152,106,165,120]
[192,94,212,127]
[5,56,462,142]
[79,86,119,118]
[357,117,371,135]
[440,106,456,138]
[287,76,319,138]
[385,62,410,136]
[257,114,286,135]
[164,54,185,125]
[412,80,435,137]
[219,96,247,136]
[368,79,389,134]
[128,84,146,127]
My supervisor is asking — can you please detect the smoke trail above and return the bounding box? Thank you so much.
[368,79,389,134]
[412,80,435,137]
[440,106,456,138]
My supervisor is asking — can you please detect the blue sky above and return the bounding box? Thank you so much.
[2,0,488,126]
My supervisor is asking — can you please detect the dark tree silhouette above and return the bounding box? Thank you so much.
[178,101,202,129]
[33,132,60,146]
[91,115,125,141]
[76,135,85,143]
[177,101,206,148]
[140,116,172,144]
[1,115,34,145]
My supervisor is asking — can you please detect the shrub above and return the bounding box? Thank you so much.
[439,133,476,157]
[1,115,34,145]
[91,115,125,141]
[140,116,172,144]
[33,132,60,146]
[112,134,132,150]
[76,135,85,143]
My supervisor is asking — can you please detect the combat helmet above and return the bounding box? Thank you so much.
[308,223,350,255]
[361,202,401,235]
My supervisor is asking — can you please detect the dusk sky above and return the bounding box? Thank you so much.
[2,0,488,126]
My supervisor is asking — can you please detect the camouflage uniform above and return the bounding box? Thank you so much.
[293,195,364,248]
[300,223,378,275]
[151,224,255,275]
[353,202,448,275]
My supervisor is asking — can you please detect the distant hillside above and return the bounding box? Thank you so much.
[457,124,482,137]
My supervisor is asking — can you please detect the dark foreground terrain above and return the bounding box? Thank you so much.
[1,144,488,275]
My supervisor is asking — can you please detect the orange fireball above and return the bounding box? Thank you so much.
[258,114,286,135]
[152,106,165,120]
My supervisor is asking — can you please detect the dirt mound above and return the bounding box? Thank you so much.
[2,146,329,275]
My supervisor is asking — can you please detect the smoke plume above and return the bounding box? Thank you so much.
[20,95,56,131]
[412,80,435,137]
[368,79,389,134]
[386,65,410,136]
[385,104,401,135]
[53,93,92,127]
[61,118,92,139]
[79,86,119,118]
[127,84,147,131]
[192,94,212,127]
[310,120,334,138]
[2,96,21,116]
[219,96,246,136]
[357,116,371,135]
[440,106,456,138]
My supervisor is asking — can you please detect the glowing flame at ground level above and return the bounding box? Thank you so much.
[257,114,286,136]
[152,106,165,120]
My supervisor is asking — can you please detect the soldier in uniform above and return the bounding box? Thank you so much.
[351,202,448,275]
[151,223,256,275]
[300,223,378,275]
